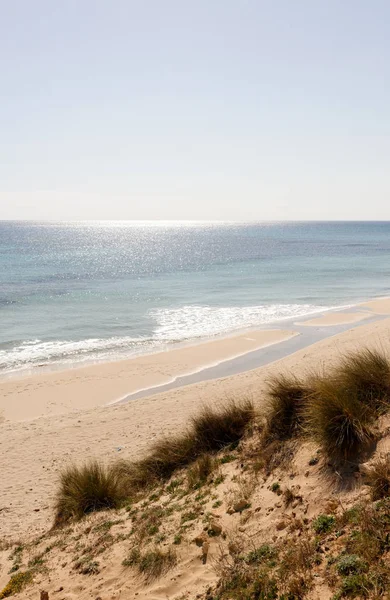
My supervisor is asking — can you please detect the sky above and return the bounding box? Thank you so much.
[0,1,389,221]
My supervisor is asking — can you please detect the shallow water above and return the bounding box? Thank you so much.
[1,220,389,374]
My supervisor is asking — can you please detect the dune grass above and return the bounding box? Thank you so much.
[187,453,216,489]
[265,374,311,441]
[263,349,390,464]
[304,381,374,463]
[54,399,254,523]
[334,349,390,414]
[54,461,126,526]
[122,547,177,582]
[365,457,390,500]
[119,399,254,491]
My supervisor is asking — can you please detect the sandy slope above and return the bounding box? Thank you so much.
[1,314,390,545]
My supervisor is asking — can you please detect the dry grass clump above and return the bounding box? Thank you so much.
[304,380,374,463]
[187,453,216,489]
[365,456,390,500]
[335,349,390,414]
[191,399,254,450]
[262,349,390,466]
[54,461,126,526]
[122,546,177,582]
[265,374,311,441]
[119,399,254,491]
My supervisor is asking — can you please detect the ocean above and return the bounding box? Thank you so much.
[0,220,389,376]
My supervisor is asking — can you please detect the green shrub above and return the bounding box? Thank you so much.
[0,571,33,599]
[246,544,277,565]
[312,514,335,534]
[336,554,366,576]
[54,461,126,526]
[339,573,372,597]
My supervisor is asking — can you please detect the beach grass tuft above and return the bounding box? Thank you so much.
[304,380,374,463]
[54,461,126,526]
[334,348,390,414]
[265,374,311,441]
[365,456,390,500]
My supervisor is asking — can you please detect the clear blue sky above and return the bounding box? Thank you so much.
[1,1,389,220]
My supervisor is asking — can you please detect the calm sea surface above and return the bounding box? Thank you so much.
[0,221,389,375]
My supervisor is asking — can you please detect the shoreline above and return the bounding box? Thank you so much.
[0,328,297,422]
[3,297,386,383]
[0,297,389,423]
[1,306,390,543]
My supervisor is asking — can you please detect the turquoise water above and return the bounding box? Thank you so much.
[0,221,389,375]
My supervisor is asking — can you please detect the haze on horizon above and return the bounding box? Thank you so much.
[1,1,389,222]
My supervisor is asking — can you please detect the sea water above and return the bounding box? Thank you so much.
[0,220,389,375]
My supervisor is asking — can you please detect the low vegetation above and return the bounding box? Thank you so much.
[122,546,177,582]
[265,374,310,441]
[264,348,390,464]
[12,347,389,599]
[365,456,390,500]
[335,348,390,414]
[54,399,254,525]
[54,461,126,526]
[0,571,33,599]
[304,381,374,463]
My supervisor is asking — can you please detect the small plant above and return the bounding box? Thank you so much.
[0,571,33,599]
[173,534,182,545]
[336,554,366,576]
[187,454,215,489]
[309,456,319,466]
[220,454,236,464]
[166,479,182,494]
[181,511,197,523]
[212,499,222,508]
[214,473,225,486]
[312,514,335,534]
[54,461,126,525]
[339,573,372,597]
[283,487,295,506]
[122,548,140,567]
[246,544,277,565]
[191,399,254,452]
[270,482,281,494]
[131,547,177,582]
[78,560,100,575]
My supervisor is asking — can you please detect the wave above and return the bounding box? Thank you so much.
[0,302,337,375]
[0,336,159,374]
[150,303,331,340]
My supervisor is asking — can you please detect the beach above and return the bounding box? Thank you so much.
[1,297,390,544]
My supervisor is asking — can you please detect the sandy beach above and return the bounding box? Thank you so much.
[0,328,296,422]
[1,298,390,546]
